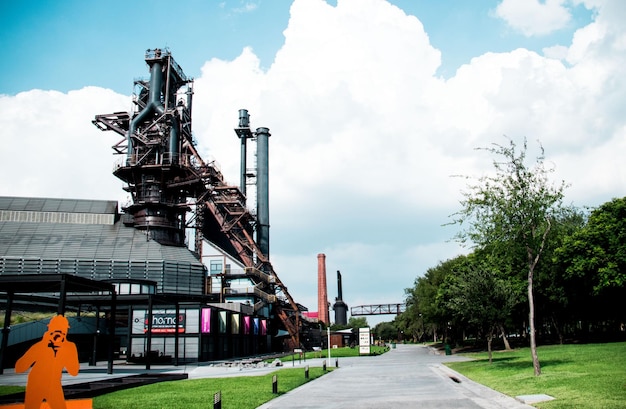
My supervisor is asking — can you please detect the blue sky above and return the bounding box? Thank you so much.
[1,0,623,326]
[0,0,287,94]
[1,0,592,94]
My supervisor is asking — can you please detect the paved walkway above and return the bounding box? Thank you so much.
[258,344,534,409]
[0,345,534,408]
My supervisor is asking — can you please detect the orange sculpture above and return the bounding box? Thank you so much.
[14,315,80,409]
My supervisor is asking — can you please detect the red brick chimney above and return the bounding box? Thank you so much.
[317,253,329,325]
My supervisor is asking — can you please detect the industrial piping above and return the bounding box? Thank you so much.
[127,50,179,164]
[256,127,271,259]
[235,109,253,198]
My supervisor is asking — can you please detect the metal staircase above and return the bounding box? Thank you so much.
[93,48,301,348]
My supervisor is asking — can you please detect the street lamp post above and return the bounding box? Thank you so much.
[327,326,331,361]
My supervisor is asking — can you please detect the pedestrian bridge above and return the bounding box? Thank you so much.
[350,303,406,316]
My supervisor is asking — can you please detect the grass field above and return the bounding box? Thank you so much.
[0,369,332,408]
[0,346,387,407]
[446,342,626,409]
[277,345,389,362]
[93,367,331,409]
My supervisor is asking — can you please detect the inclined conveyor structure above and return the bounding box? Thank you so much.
[93,48,301,347]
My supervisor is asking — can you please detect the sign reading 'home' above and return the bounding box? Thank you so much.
[144,313,186,333]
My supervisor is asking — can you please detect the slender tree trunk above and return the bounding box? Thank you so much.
[487,329,494,364]
[528,268,541,376]
[551,315,564,345]
[499,323,512,350]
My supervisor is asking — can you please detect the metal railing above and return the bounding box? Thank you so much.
[223,287,276,303]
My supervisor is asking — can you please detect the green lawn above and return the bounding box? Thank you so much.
[446,342,626,409]
[93,367,331,409]
[0,385,24,396]
[278,345,389,362]
[1,347,386,407]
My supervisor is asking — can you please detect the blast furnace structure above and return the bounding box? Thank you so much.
[93,48,301,350]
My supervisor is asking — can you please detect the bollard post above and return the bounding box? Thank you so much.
[305,365,309,379]
[213,391,221,409]
[323,360,326,372]
[335,358,339,368]
[292,354,294,367]
[272,374,278,394]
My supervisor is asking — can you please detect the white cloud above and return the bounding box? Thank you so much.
[543,44,569,59]
[0,87,129,202]
[495,0,573,36]
[2,0,626,315]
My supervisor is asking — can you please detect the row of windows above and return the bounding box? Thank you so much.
[113,282,156,295]
[0,210,114,225]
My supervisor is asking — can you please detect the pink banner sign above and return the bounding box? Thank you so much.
[201,308,211,333]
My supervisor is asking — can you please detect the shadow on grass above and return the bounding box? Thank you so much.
[482,356,573,369]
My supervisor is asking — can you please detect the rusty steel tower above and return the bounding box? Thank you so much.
[94,48,198,246]
[93,48,301,347]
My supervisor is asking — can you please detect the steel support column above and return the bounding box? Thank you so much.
[0,292,14,374]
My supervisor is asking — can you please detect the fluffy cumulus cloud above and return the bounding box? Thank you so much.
[0,87,129,202]
[495,0,573,36]
[1,0,625,318]
[194,0,626,311]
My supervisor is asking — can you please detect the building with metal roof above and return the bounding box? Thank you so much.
[0,49,306,370]
[0,195,275,368]
[0,196,205,295]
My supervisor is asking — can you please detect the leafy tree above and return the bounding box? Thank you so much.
[469,246,526,348]
[347,316,368,329]
[330,316,368,331]
[403,257,464,342]
[557,197,626,292]
[373,321,397,341]
[555,197,626,328]
[395,304,425,343]
[534,206,586,343]
[442,261,518,363]
[450,137,567,376]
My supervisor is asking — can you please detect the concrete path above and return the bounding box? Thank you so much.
[0,344,534,408]
[258,344,534,409]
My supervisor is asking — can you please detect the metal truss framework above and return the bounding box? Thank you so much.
[351,304,406,316]
[93,48,300,347]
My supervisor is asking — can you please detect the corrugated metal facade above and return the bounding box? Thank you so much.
[0,196,118,214]
[0,196,205,295]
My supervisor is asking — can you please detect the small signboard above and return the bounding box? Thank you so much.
[359,327,371,355]
[144,313,186,334]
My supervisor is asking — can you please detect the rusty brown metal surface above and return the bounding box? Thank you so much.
[92,48,301,348]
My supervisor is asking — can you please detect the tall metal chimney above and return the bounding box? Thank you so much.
[256,127,271,259]
[337,270,343,300]
[234,109,253,197]
[317,253,330,325]
[333,270,348,326]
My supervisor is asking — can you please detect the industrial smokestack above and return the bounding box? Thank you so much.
[317,253,330,325]
[333,270,348,326]
[256,127,271,259]
[238,109,250,128]
[337,270,343,300]
[234,109,253,197]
